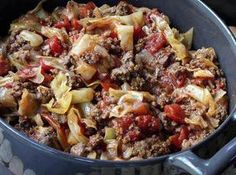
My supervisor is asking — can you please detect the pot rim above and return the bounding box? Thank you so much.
[0,0,236,168]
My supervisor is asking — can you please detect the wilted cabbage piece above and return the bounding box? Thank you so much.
[193,70,214,78]
[116,25,134,51]
[44,92,72,114]
[181,28,194,50]
[151,14,189,63]
[186,84,216,117]
[185,115,208,129]
[109,88,155,117]
[67,107,89,144]
[0,87,17,108]
[41,26,69,42]
[104,127,116,140]
[71,88,95,104]
[18,89,38,116]
[19,30,43,47]
[75,60,97,81]
[50,72,71,99]
[29,66,45,84]
[70,34,100,57]
[10,14,42,32]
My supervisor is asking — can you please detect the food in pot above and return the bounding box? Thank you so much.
[0,1,228,160]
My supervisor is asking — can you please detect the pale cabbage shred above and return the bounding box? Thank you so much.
[109,88,155,118]
[150,14,190,63]
[43,72,95,114]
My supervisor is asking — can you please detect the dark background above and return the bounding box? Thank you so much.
[0,0,235,36]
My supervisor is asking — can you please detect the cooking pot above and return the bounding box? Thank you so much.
[0,0,236,175]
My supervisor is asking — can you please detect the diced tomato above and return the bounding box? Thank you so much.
[134,26,145,41]
[0,58,10,76]
[42,114,69,149]
[71,18,83,31]
[85,2,96,10]
[101,79,118,91]
[161,72,187,93]
[131,102,150,115]
[145,32,167,55]
[176,73,187,88]
[41,71,53,84]
[215,79,225,89]
[127,130,140,142]
[170,126,189,149]
[164,104,185,124]
[4,83,13,89]
[118,116,134,133]
[18,67,37,79]
[109,31,118,39]
[136,115,152,131]
[192,77,211,86]
[78,2,96,18]
[40,59,54,73]
[78,7,88,18]
[54,16,71,31]
[136,115,160,133]
[49,37,63,56]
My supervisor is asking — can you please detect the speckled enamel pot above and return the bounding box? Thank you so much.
[0,0,236,175]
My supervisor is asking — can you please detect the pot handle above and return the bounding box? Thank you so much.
[168,114,236,175]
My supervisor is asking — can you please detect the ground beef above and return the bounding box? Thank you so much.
[29,126,56,146]
[36,86,53,104]
[122,136,171,159]
[111,51,135,81]
[0,1,228,161]
[115,1,133,16]
[70,143,86,156]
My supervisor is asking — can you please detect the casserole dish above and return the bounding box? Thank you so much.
[0,0,235,174]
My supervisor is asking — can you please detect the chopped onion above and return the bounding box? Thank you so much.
[104,127,116,140]
[75,61,97,81]
[116,25,134,51]
[18,89,38,116]
[67,107,88,144]
[19,30,43,47]
[193,70,214,78]
[71,88,94,104]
